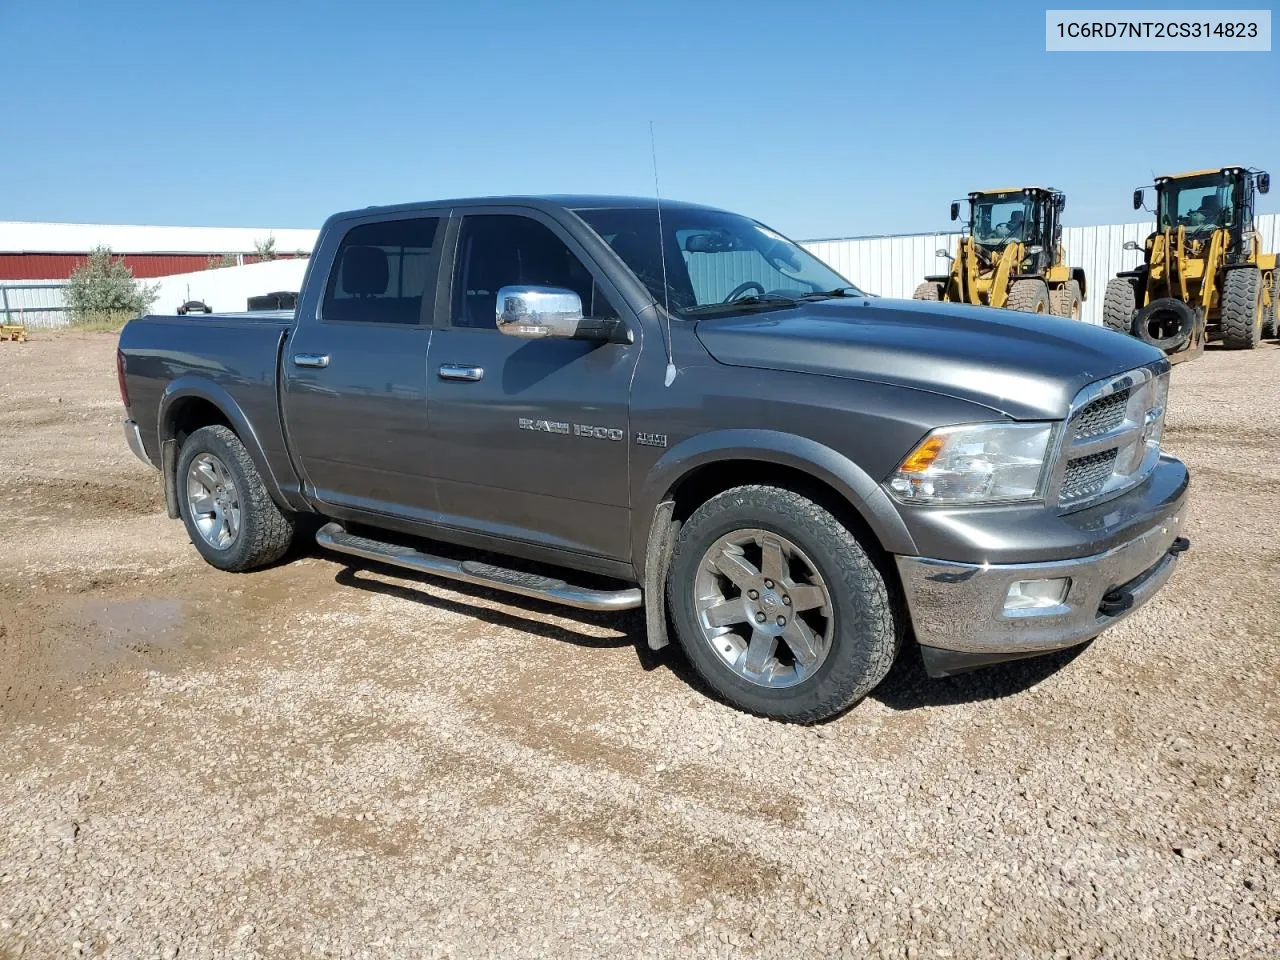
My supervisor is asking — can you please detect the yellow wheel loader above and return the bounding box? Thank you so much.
[1102,166,1275,361]
[913,187,1087,319]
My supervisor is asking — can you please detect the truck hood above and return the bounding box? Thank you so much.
[694,297,1165,420]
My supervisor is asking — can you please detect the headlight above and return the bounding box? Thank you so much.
[888,422,1055,504]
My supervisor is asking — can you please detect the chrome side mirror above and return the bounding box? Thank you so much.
[496,286,627,343]
[935,247,954,260]
[1123,240,1141,251]
[1025,245,1044,255]
[496,286,584,340]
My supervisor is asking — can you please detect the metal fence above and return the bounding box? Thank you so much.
[0,282,71,328]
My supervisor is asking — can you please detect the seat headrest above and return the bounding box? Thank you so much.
[341,246,389,296]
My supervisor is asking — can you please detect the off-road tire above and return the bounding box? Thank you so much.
[912,281,942,301]
[177,425,297,572]
[1006,279,1050,314]
[1102,278,1138,335]
[1220,267,1264,349]
[667,485,900,723]
[1050,279,1083,321]
[1264,270,1279,339]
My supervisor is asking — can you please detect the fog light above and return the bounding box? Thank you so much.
[1004,577,1070,612]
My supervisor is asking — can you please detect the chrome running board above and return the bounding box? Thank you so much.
[315,522,643,612]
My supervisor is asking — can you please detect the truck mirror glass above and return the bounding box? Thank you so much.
[1123,240,1141,251]
[1259,172,1270,194]
[496,286,588,340]
[1133,189,1144,210]
[949,202,960,221]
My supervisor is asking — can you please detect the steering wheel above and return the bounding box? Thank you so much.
[724,281,765,303]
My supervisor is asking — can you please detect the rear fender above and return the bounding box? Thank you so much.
[157,377,293,513]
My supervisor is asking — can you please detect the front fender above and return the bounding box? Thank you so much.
[631,428,918,575]
[157,377,295,511]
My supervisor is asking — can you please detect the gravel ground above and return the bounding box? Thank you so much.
[1,332,1278,959]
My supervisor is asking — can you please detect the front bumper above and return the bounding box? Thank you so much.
[897,496,1187,671]
[123,419,154,468]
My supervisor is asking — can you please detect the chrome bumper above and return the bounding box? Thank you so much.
[123,419,154,468]
[897,510,1186,656]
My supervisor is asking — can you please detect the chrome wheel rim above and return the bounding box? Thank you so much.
[692,528,833,688]
[186,452,241,549]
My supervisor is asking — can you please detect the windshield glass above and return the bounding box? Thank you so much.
[573,206,863,318]
[971,193,1031,245]
[1157,174,1233,234]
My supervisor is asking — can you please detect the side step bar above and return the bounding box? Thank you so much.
[315,522,643,612]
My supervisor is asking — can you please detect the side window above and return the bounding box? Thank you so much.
[322,217,441,325]
[453,214,618,329]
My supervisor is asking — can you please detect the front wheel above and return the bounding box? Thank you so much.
[177,425,298,571]
[1050,279,1083,321]
[1220,267,1264,349]
[667,485,900,722]
[1006,278,1050,314]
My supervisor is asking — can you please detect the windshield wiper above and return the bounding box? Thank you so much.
[800,286,864,300]
[684,294,798,315]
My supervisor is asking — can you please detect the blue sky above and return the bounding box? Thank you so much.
[3,0,1276,238]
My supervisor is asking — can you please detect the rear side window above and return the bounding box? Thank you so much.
[322,217,442,324]
[452,214,617,329]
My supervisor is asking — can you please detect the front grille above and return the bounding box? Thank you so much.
[1055,366,1168,510]
[1061,449,1119,502]
[1072,389,1129,439]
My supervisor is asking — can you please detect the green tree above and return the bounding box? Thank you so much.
[253,235,277,262]
[65,246,159,328]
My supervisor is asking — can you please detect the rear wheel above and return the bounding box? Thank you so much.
[177,425,298,572]
[1220,268,1264,349]
[667,485,900,723]
[1006,279,1050,314]
[912,281,942,301]
[1050,279,1083,321]
[1102,278,1138,335]
[1263,270,1279,339]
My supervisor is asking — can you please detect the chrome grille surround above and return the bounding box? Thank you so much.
[1049,363,1170,511]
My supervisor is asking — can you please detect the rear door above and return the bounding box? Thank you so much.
[424,209,640,560]
[282,213,445,516]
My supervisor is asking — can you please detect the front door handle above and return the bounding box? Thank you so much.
[292,353,331,369]
[438,364,484,382]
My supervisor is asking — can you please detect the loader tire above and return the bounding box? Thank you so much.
[912,281,942,301]
[1006,279,1050,314]
[1134,298,1195,353]
[1102,278,1138,335]
[1050,280,1083,321]
[1220,268,1264,349]
[1264,270,1279,339]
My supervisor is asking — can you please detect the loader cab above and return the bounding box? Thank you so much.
[964,187,1065,271]
[1148,167,1269,260]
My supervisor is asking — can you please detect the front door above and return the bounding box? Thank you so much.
[283,214,444,516]
[425,210,640,560]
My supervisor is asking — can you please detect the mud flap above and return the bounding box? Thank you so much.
[161,439,180,519]
[643,500,679,650]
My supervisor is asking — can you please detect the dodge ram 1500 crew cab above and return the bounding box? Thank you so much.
[118,195,1190,722]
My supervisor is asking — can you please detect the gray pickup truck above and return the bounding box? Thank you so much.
[118,195,1190,722]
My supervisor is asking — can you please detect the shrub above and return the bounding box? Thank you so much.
[207,253,238,269]
[253,235,277,262]
[66,246,159,327]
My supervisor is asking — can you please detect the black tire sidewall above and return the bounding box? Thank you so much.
[667,488,895,721]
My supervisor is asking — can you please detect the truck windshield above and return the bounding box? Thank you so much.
[573,206,862,318]
[1157,175,1233,234]
[971,194,1031,245]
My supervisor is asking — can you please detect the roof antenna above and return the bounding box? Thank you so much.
[650,121,677,387]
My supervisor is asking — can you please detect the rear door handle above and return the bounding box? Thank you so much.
[438,364,484,382]
[292,353,330,369]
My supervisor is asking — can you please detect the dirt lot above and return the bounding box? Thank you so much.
[1,332,1278,959]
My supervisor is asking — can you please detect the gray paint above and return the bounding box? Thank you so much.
[119,194,1187,586]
